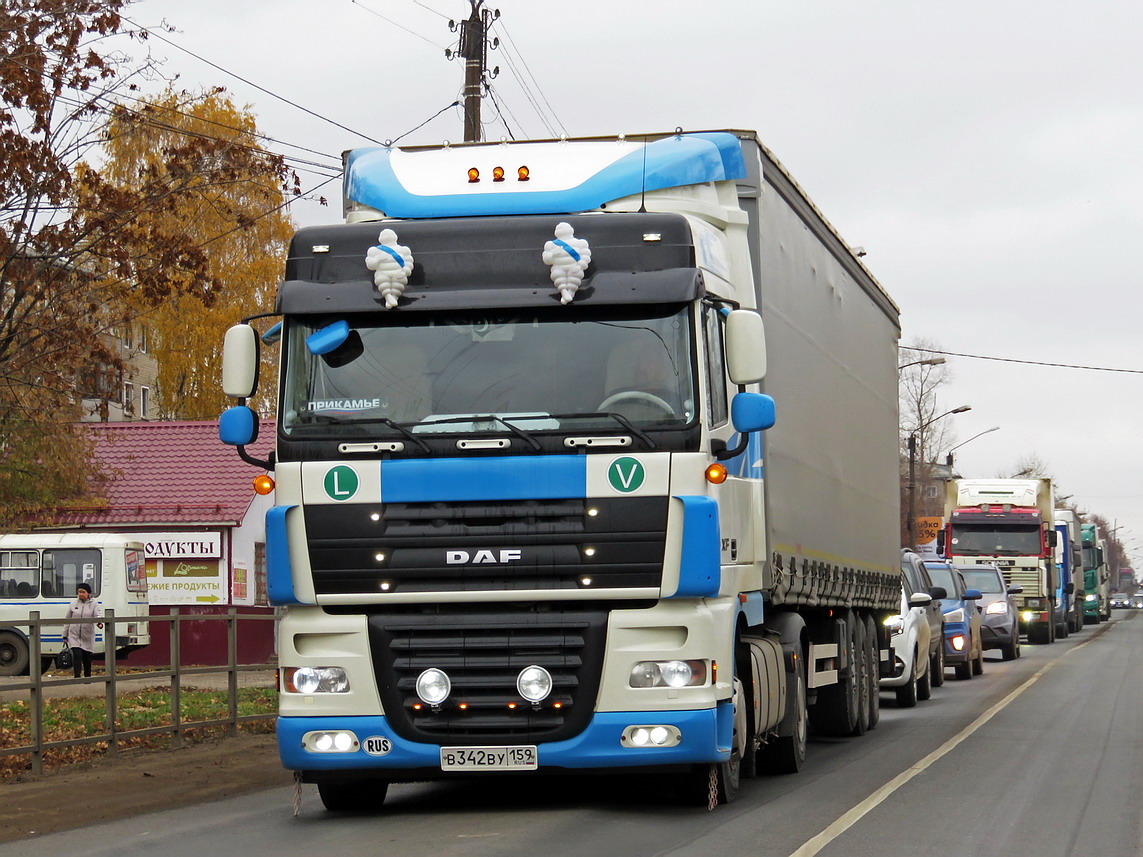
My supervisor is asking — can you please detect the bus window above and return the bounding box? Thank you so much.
[43,549,102,598]
[0,551,40,598]
[125,548,146,593]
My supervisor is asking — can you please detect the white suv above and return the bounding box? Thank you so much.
[880,581,935,707]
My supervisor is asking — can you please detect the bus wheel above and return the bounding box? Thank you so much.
[0,632,30,677]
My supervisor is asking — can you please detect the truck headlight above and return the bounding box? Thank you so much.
[283,667,350,694]
[629,660,708,688]
[1085,594,1097,602]
[883,615,904,636]
[517,665,553,703]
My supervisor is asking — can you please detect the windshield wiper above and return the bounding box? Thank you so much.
[293,413,431,453]
[550,412,656,450]
[406,414,542,451]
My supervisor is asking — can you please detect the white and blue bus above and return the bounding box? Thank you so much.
[0,533,149,675]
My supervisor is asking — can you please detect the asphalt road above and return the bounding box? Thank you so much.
[4,613,1140,857]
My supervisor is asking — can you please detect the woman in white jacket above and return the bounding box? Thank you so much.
[63,583,103,678]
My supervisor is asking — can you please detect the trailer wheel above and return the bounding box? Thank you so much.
[317,779,389,812]
[758,642,807,775]
[863,614,881,729]
[810,612,861,736]
[0,632,29,677]
[850,617,869,737]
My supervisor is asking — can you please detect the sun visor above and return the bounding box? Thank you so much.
[277,267,704,314]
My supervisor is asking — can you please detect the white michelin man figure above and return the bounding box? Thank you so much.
[542,221,591,305]
[365,228,414,309]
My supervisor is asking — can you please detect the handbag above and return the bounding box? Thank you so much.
[56,646,73,670]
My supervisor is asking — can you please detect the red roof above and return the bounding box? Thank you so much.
[49,420,276,527]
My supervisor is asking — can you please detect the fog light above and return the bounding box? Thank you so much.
[622,724,681,748]
[1022,611,1034,621]
[304,730,359,753]
[951,635,966,652]
[416,668,451,705]
[517,665,553,703]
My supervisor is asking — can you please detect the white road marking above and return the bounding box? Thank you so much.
[787,628,1108,857]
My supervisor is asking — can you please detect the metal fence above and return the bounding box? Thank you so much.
[0,609,277,775]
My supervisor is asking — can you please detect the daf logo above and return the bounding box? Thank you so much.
[446,549,523,565]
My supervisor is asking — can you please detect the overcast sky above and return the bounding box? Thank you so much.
[132,0,1143,564]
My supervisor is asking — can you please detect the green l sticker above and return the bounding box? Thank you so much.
[324,465,359,501]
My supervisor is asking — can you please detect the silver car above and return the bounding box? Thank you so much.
[957,564,1021,661]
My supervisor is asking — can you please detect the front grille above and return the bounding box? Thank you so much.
[305,497,667,595]
[368,609,607,744]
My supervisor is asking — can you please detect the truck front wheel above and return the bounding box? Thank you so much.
[758,642,808,775]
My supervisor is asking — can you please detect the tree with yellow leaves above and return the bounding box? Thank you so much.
[99,88,294,419]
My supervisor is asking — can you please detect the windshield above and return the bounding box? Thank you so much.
[282,304,696,438]
[958,569,1004,593]
[949,524,1041,556]
[1082,546,1098,569]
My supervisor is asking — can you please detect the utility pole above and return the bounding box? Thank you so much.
[447,1,500,142]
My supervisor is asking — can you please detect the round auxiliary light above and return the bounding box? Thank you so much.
[415,668,452,705]
[253,474,275,495]
[492,166,506,182]
[649,726,670,745]
[705,463,728,484]
[314,732,334,751]
[467,167,480,183]
[517,165,530,181]
[516,665,553,703]
[333,732,354,752]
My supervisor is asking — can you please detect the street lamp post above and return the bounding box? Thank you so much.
[945,425,1001,471]
[899,356,946,371]
[907,405,971,549]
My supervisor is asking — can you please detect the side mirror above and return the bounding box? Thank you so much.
[964,588,983,600]
[731,392,776,433]
[907,592,933,608]
[219,406,259,447]
[1065,582,1075,595]
[724,309,766,384]
[1045,530,1058,548]
[1007,584,1024,594]
[223,324,259,399]
[929,586,948,601]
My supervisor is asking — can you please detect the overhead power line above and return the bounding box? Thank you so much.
[122,16,386,145]
[899,345,1143,375]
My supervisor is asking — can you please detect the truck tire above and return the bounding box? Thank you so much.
[850,617,869,737]
[758,643,807,775]
[929,633,945,687]
[1028,623,1050,644]
[916,647,932,701]
[810,612,862,737]
[317,779,389,812]
[895,647,918,708]
[863,614,880,729]
[0,632,30,677]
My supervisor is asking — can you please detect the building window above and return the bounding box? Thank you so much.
[138,325,148,353]
[254,542,268,606]
[140,386,150,419]
[123,382,134,415]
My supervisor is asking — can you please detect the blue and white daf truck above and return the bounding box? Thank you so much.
[220,130,902,809]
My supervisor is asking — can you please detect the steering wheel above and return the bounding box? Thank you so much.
[597,391,675,415]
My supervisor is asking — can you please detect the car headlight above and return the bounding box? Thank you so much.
[629,660,708,688]
[944,607,965,623]
[985,601,1009,615]
[283,667,350,694]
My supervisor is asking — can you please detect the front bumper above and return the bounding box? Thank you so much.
[943,622,970,664]
[980,618,1016,649]
[279,704,732,777]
